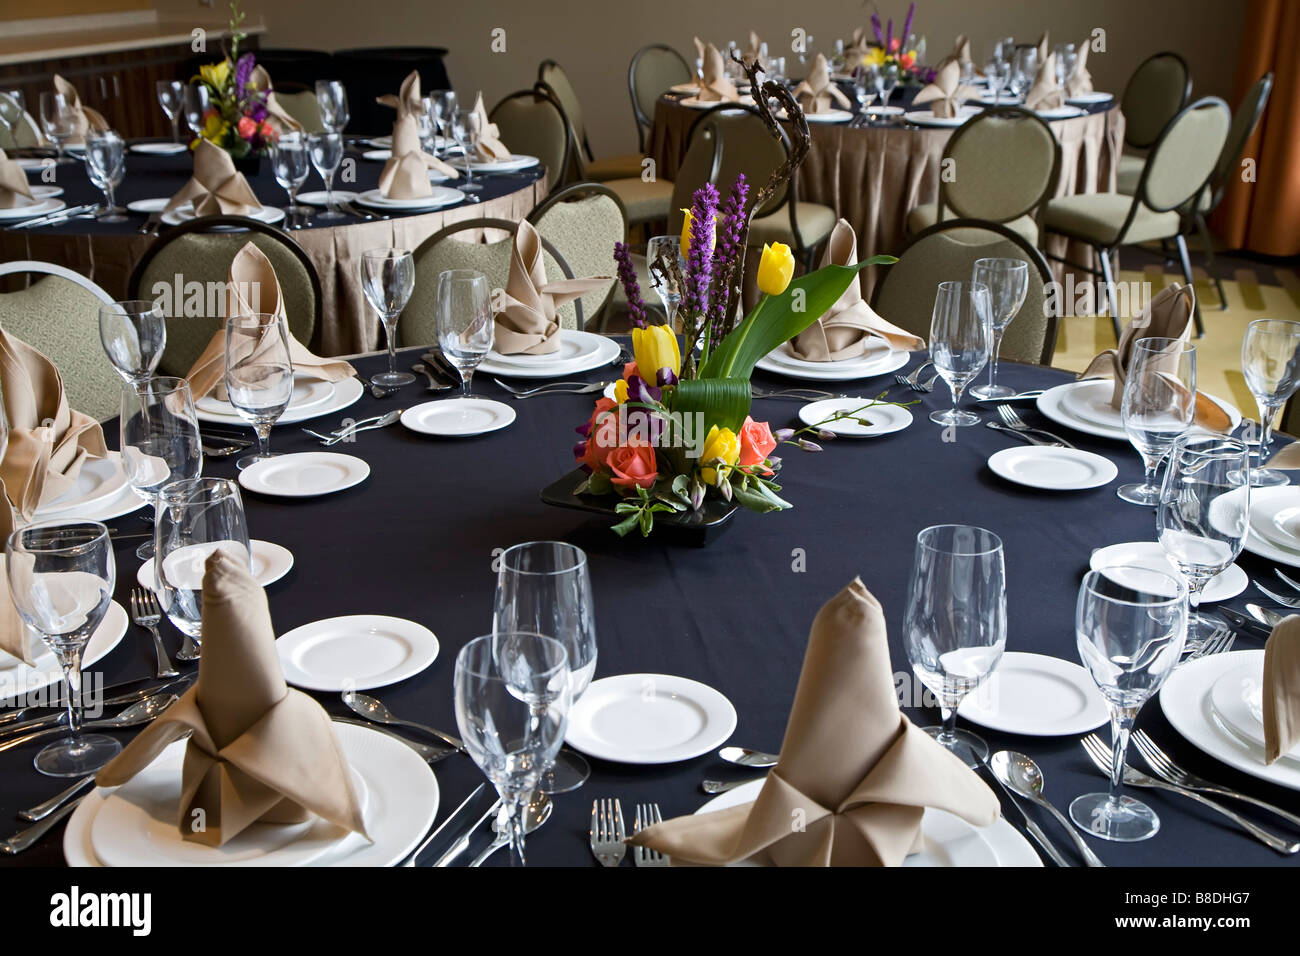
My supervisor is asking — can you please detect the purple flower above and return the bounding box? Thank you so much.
[627,375,662,405]
[774,428,795,442]
[902,2,915,45]
[683,183,719,319]
[706,175,749,342]
[657,367,678,387]
[234,52,256,100]
[886,18,893,52]
[871,12,883,45]
[613,242,647,329]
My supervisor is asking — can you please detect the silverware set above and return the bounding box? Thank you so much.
[129,587,180,679]
[986,404,1076,448]
[302,408,403,445]
[1252,568,1300,609]
[587,798,670,866]
[6,203,98,230]
[494,378,611,399]
[338,691,463,762]
[894,362,937,393]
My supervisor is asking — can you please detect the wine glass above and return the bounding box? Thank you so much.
[450,109,482,195]
[224,312,294,470]
[119,377,203,560]
[436,269,493,398]
[308,131,344,220]
[454,632,570,866]
[99,299,166,385]
[875,63,899,111]
[984,59,1010,106]
[271,131,310,220]
[928,280,991,427]
[0,89,27,135]
[39,92,78,164]
[153,477,250,657]
[360,248,416,389]
[903,524,1007,768]
[493,541,597,793]
[851,68,877,124]
[645,236,684,327]
[1241,318,1300,487]
[83,129,126,222]
[1009,48,1038,100]
[1055,44,1078,86]
[994,37,1016,64]
[182,84,210,142]
[314,81,349,133]
[430,90,458,154]
[969,258,1029,400]
[1157,434,1250,647]
[1071,566,1187,842]
[156,80,184,144]
[1118,337,1196,505]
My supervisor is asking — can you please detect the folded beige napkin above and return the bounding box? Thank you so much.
[376,69,423,119]
[913,60,978,118]
[845,27,871,61]
[185,242,355,400]
[1036,31,1050,64]
[744,31,763,67]
[790,219,925,360]
[470,92,510,161]
[243,65,302,135]
[0,147,34,209]
[494,220,610,355]
[1066,41,1094,97]
[693,36,706,78]
[379,114,460,199]
[1025,54,1065,111]
[1265,443,1300,469]
[934,34,973,74]
[0,498,34,665]
[1263,617,1300,764]
[793,54,851,114]
[699,43,740,102]
[51,75,109,143]
[97,550,369,847]
[628,579,1000,866]
[165,139,262,216]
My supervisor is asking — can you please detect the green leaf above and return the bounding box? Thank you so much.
[614,502,639,514]
[731,481,783,513]
[670,474,691,503]
[586,471,612,496]
[611,513,641,537]
[752,480,793,510]
[638,508,653,536]
[671,377,752,434]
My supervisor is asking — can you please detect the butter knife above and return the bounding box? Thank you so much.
[1217,607,1273,641]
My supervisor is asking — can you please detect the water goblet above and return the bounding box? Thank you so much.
[360,248,416,389]
[928,280,992,427]
[435,269,493,398]
[224,312,294,470]
[1118,337,1196,505]
[969,258,1029,400]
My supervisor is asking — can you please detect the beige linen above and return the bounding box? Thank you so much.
[494,220,609,355]
[1263,616,1300,764]
[164,139,261,216]
[913,60,977,119]
[0,147,34,209]
[792,55,851,114]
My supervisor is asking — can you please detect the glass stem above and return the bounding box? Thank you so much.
[988,329,1005,388]
[255,422,272,459]
[57,645,84,736]
[105,182,116,212]
[461,369,474,398]
[385,318,398,376]
[501,787,526,866]
[938,698,960,743]
[1257,401,1275,458]
[324,173,335,211]
[1107,706,1138,809]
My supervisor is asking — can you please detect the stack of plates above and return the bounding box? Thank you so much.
[1235,486,1300,567]
[355,186,464,212]
[755,339,909,382]
[195,374,363,426]
[1035,379,1241,441]
[0,198,65,221]
[1035,105,1087,120]
[1066,91,1114,106]
[161,204,285,227]
[779,109,854,124]
[33,452,145,523]
[478,329,621,379]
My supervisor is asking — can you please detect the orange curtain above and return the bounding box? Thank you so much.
[1211,0,1300,256]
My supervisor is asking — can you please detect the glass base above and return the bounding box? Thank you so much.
[971,382,1014,400]
[236,451,277,471]
[920,725,988,768]
[1250,467,1291,488]
[96,208,128,223]
[1069,792,1160,842]
[316,208,346,220]
[174,633,201,662]
[135,539,155,561]
[1116,481,1161,505]
[35,733,121,777]
[536,748,591,794]
[372,371,416,388]
[930,408,980,427]
[459,182,483,192]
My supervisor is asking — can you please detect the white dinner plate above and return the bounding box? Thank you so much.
[1245,488,1300,551]
[295,190,359,206]
[64,721,440,867]
[1228,486,1300,567]
[798,398,913,437]
[1160,649,1300,792]
[355,187,463,211]
[697,779,1040,866]
[16,157,48,170]
[138,539,293,590]
[401,399,516,437]
[1036,105,1087,120]
[34,453,128,517]
[0,198,63,220]
[30,184,63,199]
[196,376,335,417]
[957,652,1110,736]
[1066,91,1114,105]
[564,673,737,765]
[366,135,457,151]
[487,333,603,370]
[478,330,622,379]
[452,154,539,173]
[1036,380,1241,440]
[32,480,147,523]
[361,149,392,161]
[238,452,370,498]
[276,615,440,691]
[161,204,285,227]
[987,446,1118,491]
[907,107,980,127]
[129,142,188,155]
[0,601,127,699]
[864,105,906,116]
[780,109,854,124]
[678,95,756,109]
[196,375,362,426]
[1089,541,1247,604]
[755,341,910,382]
[1209,659,1300,762]
[126,197,170,213]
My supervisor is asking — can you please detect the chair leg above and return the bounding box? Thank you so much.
[1096,245,1122,342]
[1195,212,1228,310]
[1173,233,1204,337]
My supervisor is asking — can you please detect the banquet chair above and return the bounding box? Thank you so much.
[905,106,1060,246]
[0,261,121,421]
[538,59,644,181]
[1042,96,1230,341]
[404,218,583,347]
[0,93,42,149]
[628,44,693,152]
[127,217,322,376]
[1113,52,1193,203]
[870,220,1057,365]
[528,183,627,330]
[269,83,326,134]
[489,88,572,194]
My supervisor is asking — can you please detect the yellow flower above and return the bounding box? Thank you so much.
[680,208,717,256]
[199,60,232,91]
[613,379,629,403]
[632,324,681,386]
[863,48,886,67]
[700,425,740,486]
[756,243,795,296]
[199,108,229,145]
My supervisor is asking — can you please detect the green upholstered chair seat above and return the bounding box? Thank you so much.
[602,177,672,224]
[907,203,1039,245]
[1115,153,1144,196]
[1043,193,1181,246]
[747,202,838,250]
[584,153,647,181]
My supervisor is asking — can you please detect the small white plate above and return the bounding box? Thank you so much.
[30,184,63,199]
[1036,105,1087,119]
[129,142,188,155]
[957,652,1110,736]
[295,190,359,206]
[478,330,621,379]
[0,198,63,220]
[564,673,737,765]
[196,376,335,417]
[33,481,146,523]
[360,149,392,161]
[238,452,370,498]
[138,539,293,590]
[1089,541,1247,604]
[35,454,128,516]
[401,399,515,437]
[755,342,910,382]
[1209,660,1300,762]
[1246,489,1300,551]
[907,107,980,127]
[1066,91,1114,105]
[355,187,463,211]
[126,197,170,213]
[799,398,912,437]
[1227,487,1300,567]
[196,376,362,426]
[161,204,285,226]
[864,104,906,116]
[987,446,1118,491]
[0,601,127,699]
[276,615,440,691]
[1037,380,1241,441]
[781,109,853,124]
[16,157,48,170]
[452,154,539,173]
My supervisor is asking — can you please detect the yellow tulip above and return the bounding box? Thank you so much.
[680,208,717,256]
[199,60,232,91]
[632,324,681,385]
[613,379,629,403]
[756,243,795,296]
[700,425,740,486]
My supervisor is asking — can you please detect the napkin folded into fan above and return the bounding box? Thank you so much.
[379,114,459,200]
[52,75,109,143]
[185,242,355,400]
[788,219,925,360]
[933,34,973,75]
[913,60,978,118]
[1263,617,1300,764]
[470,92,511,161]
[0,148,34,209]
[97,550,369,847]
[698,42,740,103]
[1078,283,1230,431]
[793,55,850,114]
[494,220,610,355]
[165,139,262,216]
[1025,54,1065,111]
[628,578,1000,865]
[1066,41,1094,97]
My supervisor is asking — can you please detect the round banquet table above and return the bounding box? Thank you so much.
[1,346,1294,868]
[648,94,1125,298]
[0,144,547,356]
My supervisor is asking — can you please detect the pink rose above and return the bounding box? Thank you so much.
[607,439,658,490]
[738,416,777,473]
[237,116,258,140]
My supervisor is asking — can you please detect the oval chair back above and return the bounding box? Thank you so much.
[628,44,692,151]
[529,182,627,328]
[937,106,1060,227]
[1120,51,1192,149]
[489,88,571,194]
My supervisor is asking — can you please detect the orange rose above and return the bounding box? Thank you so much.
[237,116,258,139]
[738,416,777,474]
[899,52,916,69]
[607,438,658,490]
[583,410,621,471]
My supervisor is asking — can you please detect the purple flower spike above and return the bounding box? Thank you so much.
[902,2,915,44]
[657,367,678,388]
[683,183,719,319]
[573,440,588,460]
[706,174,749,339]
[613,242,647,329]
[871,12,883,45]
[886,18,893,52]
[234,52,256,99]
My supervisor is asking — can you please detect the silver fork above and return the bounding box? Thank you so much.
[589,798,626,867]
[751,386,844,400]
[632,803,670,866]
[493,378,609,399]
[1079,733,1299,854]
[997,404,1076,448]
[1254,581,1300,609]
[1274,568,1300,594]
[129,587,179,679]
[1131,730,1300,830]
[0,797,85,854]
[1182,627,1234,661]
[894,361,933,391]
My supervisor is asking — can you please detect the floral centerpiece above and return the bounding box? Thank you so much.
[191,1,277,158]
[859,3,934,85]
[566,57,896,538]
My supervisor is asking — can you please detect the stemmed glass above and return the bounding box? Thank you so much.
[645,235,684,327]
[450,109,482,195]
[0,90,27,138]
[984,60,1010,106]
[156,80,184,144]
[430,90,458,155]
[436,269,493,398]
[454,632,570,866]
[1055,44,1078,86]
[1240,318,1300,487]
[224,312,294,470]
[99,300,166,385]
[850,68,877,125]
[360,248,416,389]
[6,521,116,776]
[928,280,991,427]
[874,63,899,111]
[970,258,1029,400]
[271,131,310,221]
[84,129,126,221]
[314,81,349,133]
[493,541,597,793]
[182,84,210,142]
[119,377,203,560]
[308,131,344,220]
[903,524,1007,768]
[1071,566,1187,842]
[1157,434,1250,646]
[1009,48,1038,100]
[39,92,78,164]
[1118,337,1196,505]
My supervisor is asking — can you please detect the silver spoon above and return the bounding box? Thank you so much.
[341,691,464,750]
[718,746,779,768]
[0,692,178,755]
[991,750,1105,867]
[411,363,452,392]
[469,793,552,866]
